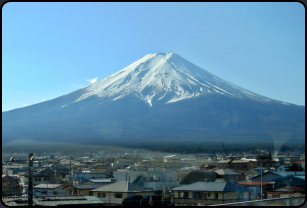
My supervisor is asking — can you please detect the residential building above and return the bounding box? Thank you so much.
[218,160,254,172]
[113,168,178,190]
[2,175,21,196]
[90,181,154,205]
[245,168,270,181]
[72,168,106,183]
[213,169,245,182]
[250,171,282,183]
[171,181,251,206]
[83,178,116,185]
[236,181,272,200]
[267,186,305,199]
[63,184,103,196]
[272,175,305,189]
[33,184,66,196]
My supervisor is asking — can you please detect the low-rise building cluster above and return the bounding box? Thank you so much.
[2,148,305,206]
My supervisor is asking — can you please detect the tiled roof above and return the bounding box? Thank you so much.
[250,168,270,175]
[282,186,305,192]
[33,184,63,189]
[2,195,104,206]
[70,184,103,190]
[267,186,305,194]
[172,182,249,192]
[180,171,217,184]
[213,169,242,175]
[88,179,113,183]
[218,160,252,164]
[236,181,270,186]
[91,181,153,193]
[37,195,87,201]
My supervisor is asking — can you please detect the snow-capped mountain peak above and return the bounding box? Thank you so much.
[74,52,275,106]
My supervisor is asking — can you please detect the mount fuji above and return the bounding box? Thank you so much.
[2,52,305,145]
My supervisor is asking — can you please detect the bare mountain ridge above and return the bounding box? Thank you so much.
[2,52,305,144]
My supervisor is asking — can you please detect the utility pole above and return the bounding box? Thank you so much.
[260,161,263,200]
[55,163,57,184]
[69,156,72,181]
[28,153,34,206]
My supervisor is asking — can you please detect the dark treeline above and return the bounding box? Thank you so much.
[2,140,305,156]
[119,142,305,155]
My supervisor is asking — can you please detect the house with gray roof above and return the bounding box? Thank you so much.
[171,181,251,206]
[90,181,154,205]
[63,184,103,196]
[245,168,270,181]
[83,178,116,185]
[33,184,66,196]
[213,169,245,182]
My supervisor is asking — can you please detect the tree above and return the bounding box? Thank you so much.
[122,195,143,206]
[122,197,134,206]
[161,196,171,206]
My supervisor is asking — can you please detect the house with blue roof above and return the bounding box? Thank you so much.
[272,175,305,189]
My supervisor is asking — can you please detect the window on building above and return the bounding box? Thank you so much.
[244,165,247,167]
[98,193,106,197]
[38,178,41,181]
[215,193,218,199]
[69,190,72,195]
[183,192,189,198]
[208,193,211,197]
[192,192,199,199]
[114,193,123,198]
[272,194,280,198]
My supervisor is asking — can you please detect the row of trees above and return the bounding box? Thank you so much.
[3,140,304,155]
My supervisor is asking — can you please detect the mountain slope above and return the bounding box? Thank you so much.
[2,52,305,145]
[68,52,285,106]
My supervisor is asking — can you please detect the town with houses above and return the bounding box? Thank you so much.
[2,147,305,206]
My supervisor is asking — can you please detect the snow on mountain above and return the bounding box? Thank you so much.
[73,52,279,106]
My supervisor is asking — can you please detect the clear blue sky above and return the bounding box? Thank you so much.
[2,2,305,112]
